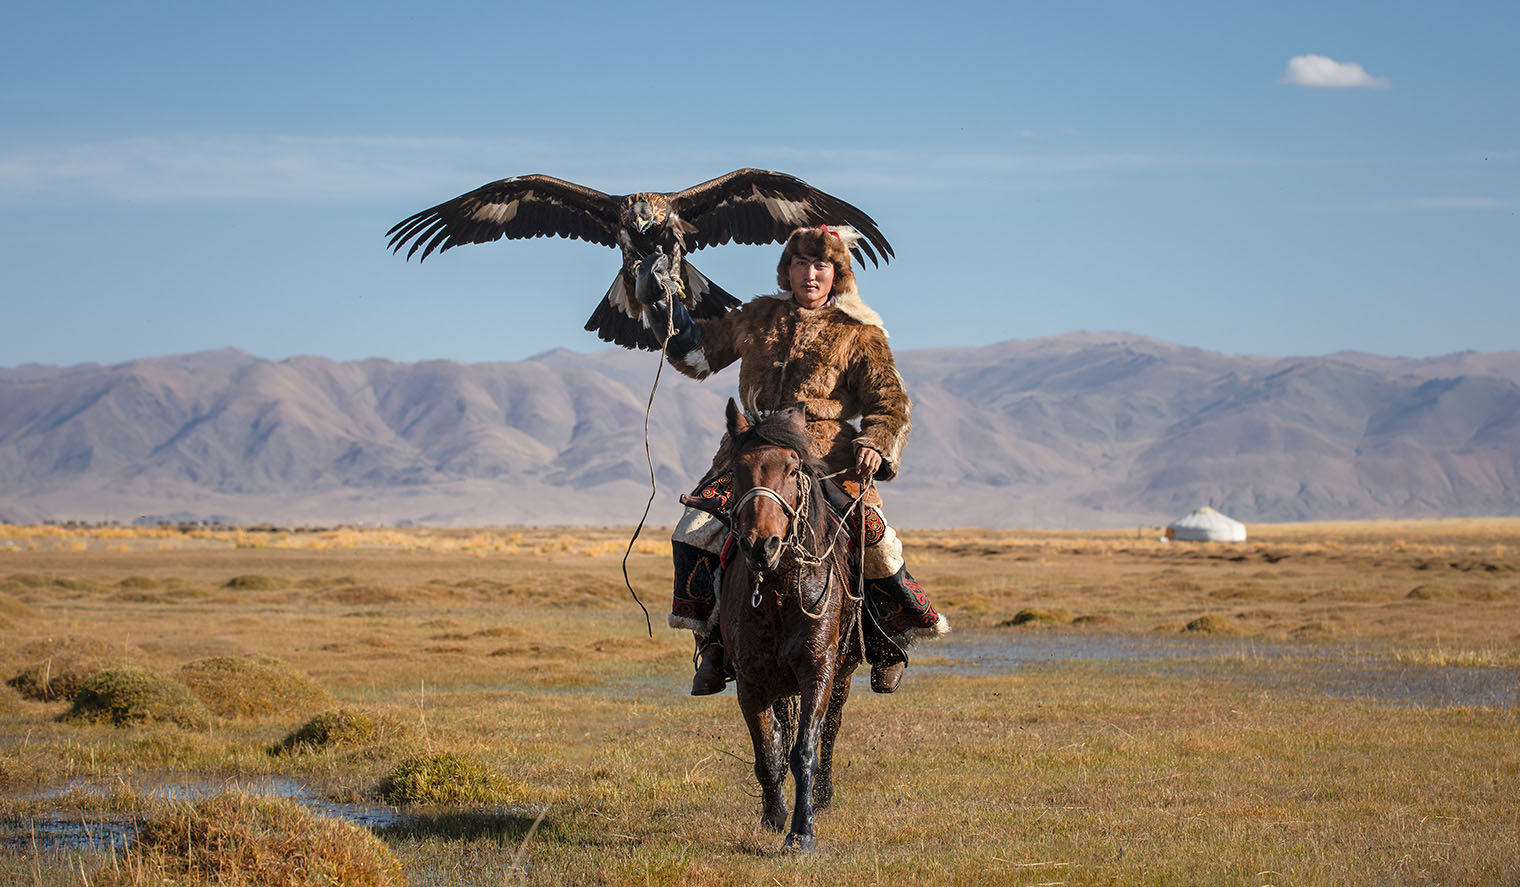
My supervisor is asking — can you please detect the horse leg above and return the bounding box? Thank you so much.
[736,682,788,832]
[813,670,853,810]
[772,696,798,757]
[783,671,833,851]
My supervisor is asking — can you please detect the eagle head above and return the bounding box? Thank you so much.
[624,194,669,234]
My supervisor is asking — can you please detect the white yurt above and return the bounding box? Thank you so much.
[1168,506,1247,542]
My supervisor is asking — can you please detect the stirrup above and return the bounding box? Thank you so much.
[690,641,728,696]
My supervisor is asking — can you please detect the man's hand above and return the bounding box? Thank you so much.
[854,445,883,479]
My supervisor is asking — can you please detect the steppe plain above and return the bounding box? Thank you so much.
[1,519,1517,885]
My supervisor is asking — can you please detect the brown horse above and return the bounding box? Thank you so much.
[680,399,863,852]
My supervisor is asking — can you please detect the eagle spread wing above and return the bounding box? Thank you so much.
[385,175,621,261]
[672,168,894,266]
[386,168,892,352]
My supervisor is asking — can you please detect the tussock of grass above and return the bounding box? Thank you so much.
[384,752,517,806]
[1184,613,1245,635]
[6,636,139,701]
[52,577,107,592]
[1000,607,1074,626]
[0,682,25,714]
[117,575,162,589]
[61,666,212,729]
[178,655,334,719]
[100,791,403,887]
[4,572,50,587]
[0,591,36,621]
[322,584,411,605]
[298,574,361,587]
[273,708,379,754]
[223,574,286,590]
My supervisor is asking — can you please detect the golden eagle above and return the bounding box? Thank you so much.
[386,168,893,350]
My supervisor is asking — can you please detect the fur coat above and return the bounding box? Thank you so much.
[666,283,912,483]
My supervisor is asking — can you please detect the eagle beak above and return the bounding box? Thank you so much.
[635,215,653,233]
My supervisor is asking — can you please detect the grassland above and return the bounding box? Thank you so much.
[1,520,1517,885]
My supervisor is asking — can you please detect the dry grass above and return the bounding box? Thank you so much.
[98,790,404,886]
[1,518,1516,885]
[6,636,143,701]
[0,682,24,714]
[178,655,335,719]
[0,523,672,557]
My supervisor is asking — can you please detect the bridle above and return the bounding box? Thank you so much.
[727,463,869,620]
[729,470,813,554]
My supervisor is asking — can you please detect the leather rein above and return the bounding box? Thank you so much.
[728,468,870,620]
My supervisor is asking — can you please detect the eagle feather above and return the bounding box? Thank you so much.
[387,168,893,351]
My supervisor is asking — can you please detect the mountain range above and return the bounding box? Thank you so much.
[2,333,1517,527]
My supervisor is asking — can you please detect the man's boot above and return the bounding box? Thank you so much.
[691,635,728,695]
[870,661,904,694]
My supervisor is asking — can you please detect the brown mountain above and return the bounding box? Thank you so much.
[2,334,1516,527]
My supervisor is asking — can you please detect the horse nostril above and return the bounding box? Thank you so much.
[761,536,782,566]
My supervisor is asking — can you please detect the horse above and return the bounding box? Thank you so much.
[679,398,865,852]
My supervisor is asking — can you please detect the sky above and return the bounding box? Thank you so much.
[2,0,1516,368]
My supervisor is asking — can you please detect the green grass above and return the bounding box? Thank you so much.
[383,752,520,806]
[273,708,380,754]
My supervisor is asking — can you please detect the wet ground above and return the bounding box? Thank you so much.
[1,776,415,853]
[927,630,1520,710]
[5,632,1516,853]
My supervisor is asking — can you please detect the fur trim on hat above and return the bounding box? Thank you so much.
[776,225,857,296]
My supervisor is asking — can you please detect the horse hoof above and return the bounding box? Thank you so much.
[783,833,817,852]
[762,812,787,833]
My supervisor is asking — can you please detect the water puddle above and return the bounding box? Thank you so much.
[2,776,411,854]
[926,631,1520,709]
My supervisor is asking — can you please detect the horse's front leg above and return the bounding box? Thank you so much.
[813,666,854,810]
[736,681,788,832]
[784,667,834,851]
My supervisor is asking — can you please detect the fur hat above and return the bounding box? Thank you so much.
[776,225,858,296]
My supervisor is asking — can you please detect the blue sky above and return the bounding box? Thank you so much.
[2,0,1515,367]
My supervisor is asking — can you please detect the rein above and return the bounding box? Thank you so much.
[731,465,871,621]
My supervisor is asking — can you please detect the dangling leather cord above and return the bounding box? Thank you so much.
[620,280,677,638]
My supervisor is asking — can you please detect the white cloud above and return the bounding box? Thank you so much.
[0,134,565,205]
[1280,54,1390,89]
[0,134,1281,204]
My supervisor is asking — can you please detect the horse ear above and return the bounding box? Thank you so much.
[783,401,808,431]
[726,398,749,436]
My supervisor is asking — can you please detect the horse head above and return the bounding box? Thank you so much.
[681,399,817,574]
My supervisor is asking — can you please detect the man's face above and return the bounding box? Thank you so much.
[789,255,835,308]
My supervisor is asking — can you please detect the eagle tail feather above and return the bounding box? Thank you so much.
[680,260,741,318]
[584,273,662,351]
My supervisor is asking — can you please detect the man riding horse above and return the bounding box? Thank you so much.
[641,224,948,695]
